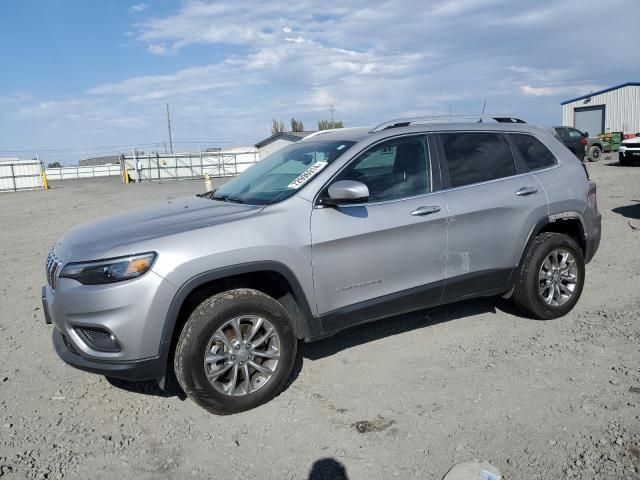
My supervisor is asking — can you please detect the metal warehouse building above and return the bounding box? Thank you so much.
[562,82,640,136]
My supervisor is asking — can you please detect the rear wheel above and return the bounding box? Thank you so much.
[588,145,602,162]
[513,233,585,319]
[174,288,297,414]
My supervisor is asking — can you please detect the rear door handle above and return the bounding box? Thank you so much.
[411,205,441,216]
[515,187,538,196]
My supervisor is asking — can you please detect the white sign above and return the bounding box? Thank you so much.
[287,161,328,189]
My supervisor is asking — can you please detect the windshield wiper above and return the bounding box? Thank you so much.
[224,195,245,204]
[210,193,244,204]
[197,188,217,199]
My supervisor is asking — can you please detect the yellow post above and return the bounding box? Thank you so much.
[123,166,130,184]
[41,170,49,190]
[204,172,212,192]
[37,153,48,190]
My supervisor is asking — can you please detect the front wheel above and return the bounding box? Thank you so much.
[174,288,297,414]
[513,233,585,320]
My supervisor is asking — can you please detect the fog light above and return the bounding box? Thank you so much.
[75,327,121,352]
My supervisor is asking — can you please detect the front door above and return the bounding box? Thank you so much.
[310,135,447,331]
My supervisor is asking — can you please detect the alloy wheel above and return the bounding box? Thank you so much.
[538,249,578,307]
[203,315,281,396]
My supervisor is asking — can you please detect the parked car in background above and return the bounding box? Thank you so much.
[553,126,605,162]
[618,136,640,165]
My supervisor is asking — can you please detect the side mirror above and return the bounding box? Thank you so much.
[582,131,589,137]
[323,180,369,206]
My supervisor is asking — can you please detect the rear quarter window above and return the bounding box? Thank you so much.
[509,134,557,171]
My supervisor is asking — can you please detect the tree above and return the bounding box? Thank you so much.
[47,162,62,168]
[271,118,285,134]
[318,119,344,130]
[290,118,304,132]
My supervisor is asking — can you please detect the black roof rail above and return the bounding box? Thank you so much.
[492,117,526,123]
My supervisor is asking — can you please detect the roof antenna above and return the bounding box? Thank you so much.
[479,99,487,122]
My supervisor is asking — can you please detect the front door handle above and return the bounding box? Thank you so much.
[515,187,538,196]
[411,205,441,216]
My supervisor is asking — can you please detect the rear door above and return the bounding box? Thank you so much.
[437,131,548,300]
[310,135,447,329]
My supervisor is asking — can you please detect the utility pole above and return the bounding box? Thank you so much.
[166,103,174,154]
[328,103,336,122]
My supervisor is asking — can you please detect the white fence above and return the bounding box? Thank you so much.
[121,151,259,182]
[45,164,121,181]
[0,159,44,192]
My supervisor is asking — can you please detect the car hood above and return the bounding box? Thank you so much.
[621,137,640,145]
[54,196,263,261]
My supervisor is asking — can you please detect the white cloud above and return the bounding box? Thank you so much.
[147,43,169,55]
[130,3,149,13]
[3,0,640,161]
[521,84,602,97]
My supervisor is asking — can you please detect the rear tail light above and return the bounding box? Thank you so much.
[588,183,598,214]
[580,138,588,146]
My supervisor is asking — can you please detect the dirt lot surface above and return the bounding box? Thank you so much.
[1,157,639,480]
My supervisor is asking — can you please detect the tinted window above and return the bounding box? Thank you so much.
[568,128,584,138]
[509,134,557,171]
[440,133,516,188]
[337,136,429,201]
[554,127,567,138]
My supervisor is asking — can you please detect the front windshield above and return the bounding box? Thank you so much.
[211,140,355,205]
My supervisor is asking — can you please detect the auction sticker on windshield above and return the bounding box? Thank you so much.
[287,161,328,189]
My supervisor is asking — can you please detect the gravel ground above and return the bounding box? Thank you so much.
[0,157,639,480]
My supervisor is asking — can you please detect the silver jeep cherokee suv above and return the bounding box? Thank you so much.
[43,117,601,414]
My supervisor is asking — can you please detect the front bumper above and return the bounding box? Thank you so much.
[52,327,164,381]
[619,148,640,161]
[43,267,178,380]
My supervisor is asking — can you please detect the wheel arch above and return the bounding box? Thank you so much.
[156,262,318,382]
[515,213,586,275]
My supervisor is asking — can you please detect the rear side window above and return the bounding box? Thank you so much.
[509,134,557,171]
[554,127,567,138]
[440,132,516,188]
[568,128,584,138]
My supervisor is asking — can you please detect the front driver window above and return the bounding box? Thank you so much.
[336,136,429,202]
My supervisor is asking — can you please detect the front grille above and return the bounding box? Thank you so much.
[45,250,62,289]
[622,143,640,149]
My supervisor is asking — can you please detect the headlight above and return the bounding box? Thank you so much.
[60,252,157,285]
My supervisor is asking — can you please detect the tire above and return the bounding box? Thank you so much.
[174,288,297,414]
[512,233,585,320]
[619,154,630,166]
[587,145,602,162]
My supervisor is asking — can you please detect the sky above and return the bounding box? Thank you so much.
[0,0,638,165]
